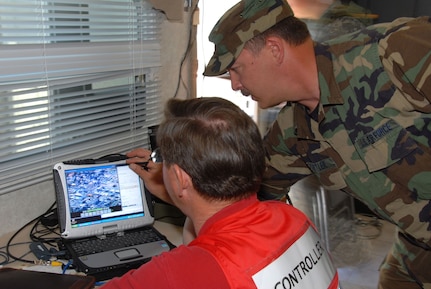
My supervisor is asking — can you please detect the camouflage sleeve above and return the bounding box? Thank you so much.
[377,17,431,203]
[381,16,431,111]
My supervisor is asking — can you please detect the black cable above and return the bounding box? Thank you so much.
[5,220,38,264]
[173,2,199,99]
[285,192,293,206]
[5,202,56,264]
[29,207,61,246]
[0,251,8,265]
[0,243,35,266]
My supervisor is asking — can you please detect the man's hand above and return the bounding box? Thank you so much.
[126,148,173,205]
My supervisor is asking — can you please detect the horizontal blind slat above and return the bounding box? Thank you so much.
[0,0,163,195]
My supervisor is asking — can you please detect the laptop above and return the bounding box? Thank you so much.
[53,160,173,281]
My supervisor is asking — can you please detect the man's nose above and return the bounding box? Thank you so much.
[230,76,242,91]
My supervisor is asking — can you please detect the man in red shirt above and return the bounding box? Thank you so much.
[102,97,339,289]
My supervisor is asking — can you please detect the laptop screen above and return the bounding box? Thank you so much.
[65,164,144,228]
[54,161,154,239]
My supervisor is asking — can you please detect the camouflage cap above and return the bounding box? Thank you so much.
[203,0,294,76]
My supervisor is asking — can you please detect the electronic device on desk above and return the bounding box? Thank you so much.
[53,157,175,281]
[148,125,186,227]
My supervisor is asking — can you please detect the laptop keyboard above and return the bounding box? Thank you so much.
[71,228,163,256]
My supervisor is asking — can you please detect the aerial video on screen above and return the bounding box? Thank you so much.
[65,165,122,215]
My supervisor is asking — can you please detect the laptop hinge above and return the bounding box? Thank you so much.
[97,225,123,239]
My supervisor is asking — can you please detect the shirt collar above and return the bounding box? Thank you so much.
[198,195,258,235]
[314,42,345,106]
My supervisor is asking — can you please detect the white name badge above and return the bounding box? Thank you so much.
[252,226,338,289]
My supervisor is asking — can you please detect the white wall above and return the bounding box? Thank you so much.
[196,0,258,121]
[0,9,194,237]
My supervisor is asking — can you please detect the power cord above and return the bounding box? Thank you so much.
[4,201,64,265]
[30,208,61,246]
[0,242,34,266]
[0,250,7,265]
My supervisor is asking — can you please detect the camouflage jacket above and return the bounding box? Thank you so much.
[262,16,431,245]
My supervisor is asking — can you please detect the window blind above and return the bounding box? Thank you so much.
[0,0,163,195]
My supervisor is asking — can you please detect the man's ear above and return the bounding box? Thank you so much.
[266,36,284,64]
[172,164,192,192]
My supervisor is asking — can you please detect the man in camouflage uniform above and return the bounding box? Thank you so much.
[203,0,431,288]
[288,0,375,42]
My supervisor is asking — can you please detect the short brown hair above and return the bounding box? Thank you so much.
[157,97,265,201]
[245,16,310,54]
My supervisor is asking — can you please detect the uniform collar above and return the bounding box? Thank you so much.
[314,42,344,107]
[286,42,345,140]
